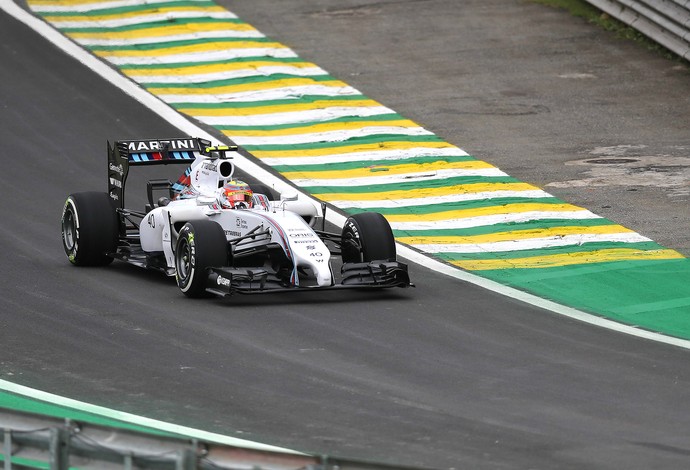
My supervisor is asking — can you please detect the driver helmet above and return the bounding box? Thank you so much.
[221,180,253,209]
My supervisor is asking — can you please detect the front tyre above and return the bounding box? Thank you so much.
[341,212,397,263]
[175,220,228,297]
[61,192,118,266]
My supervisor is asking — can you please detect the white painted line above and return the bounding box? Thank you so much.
[4,12,690,453]
[0,379,302,454]
[0,1,316,450]
[396,245,690,350]
[0,1,299,199]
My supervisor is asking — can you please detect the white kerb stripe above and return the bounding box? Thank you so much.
[75,30,265,46]
[327,190,554,209]
[232,126,433,146]
[389,210,601,230]
[4,0,689,388]
[293,168,507,187]
[132,66,329,85]
[258,147,468,166]
[31,0,213,13]
[157,86,362,104]
[413,232,651,253]
[194,106,395,126]
[104,48,298,65]
[47,11,239,29]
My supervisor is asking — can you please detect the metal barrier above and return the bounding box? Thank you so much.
[0,407,432,470]
[584,0,690,60]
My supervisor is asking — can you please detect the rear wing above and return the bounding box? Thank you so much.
[107,137,214,208]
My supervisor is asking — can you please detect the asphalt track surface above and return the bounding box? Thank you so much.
[224,0,690,258]
[1,3,690,470]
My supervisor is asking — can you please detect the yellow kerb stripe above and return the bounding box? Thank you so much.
[453,248,684,270]
[251,140,456,158]
[281,160,494,180]
[147,78,347,95]
[68,22,257,41]
[30,0,121,4]
[45,6,227,22]
[122,60,317,77]
[397,225,634,246]
[227,119,418,137]
[313,182,539,201]
[383,202,584,223]
[94,40,286,58]
[178,99,381,116]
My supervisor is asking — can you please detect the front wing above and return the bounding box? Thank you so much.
[205,261,412,297]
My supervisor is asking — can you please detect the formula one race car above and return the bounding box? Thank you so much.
[60,137,411,297]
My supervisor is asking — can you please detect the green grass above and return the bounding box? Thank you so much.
[530,0,688,63]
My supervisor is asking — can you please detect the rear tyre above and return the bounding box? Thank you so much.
[341,212,396,263]
[61,192,118,266]
[175,220,228,297]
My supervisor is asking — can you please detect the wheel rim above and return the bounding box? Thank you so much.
[176,238,192,283]
[62,209,76,251]
[342,233,363,263]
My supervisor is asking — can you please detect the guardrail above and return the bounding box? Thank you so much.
[584,0,690,60]
[0,408,430,470]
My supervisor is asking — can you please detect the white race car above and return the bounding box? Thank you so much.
[61,137,411,297]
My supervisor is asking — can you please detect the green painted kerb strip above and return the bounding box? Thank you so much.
[0,455,52,470]
[25,0,690,341]
[477,258,690,339]
[0,390,179,438]
[0,378,301,454]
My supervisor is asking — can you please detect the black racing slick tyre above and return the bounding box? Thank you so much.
[61,192,118,266]
[341,212,397,263]
[175,220,228,298]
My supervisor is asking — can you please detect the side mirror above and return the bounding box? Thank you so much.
[197,196,217,206]
[281,191,298,202]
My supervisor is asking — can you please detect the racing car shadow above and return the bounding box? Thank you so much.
[106,261,178,286]
[210,286,412,309]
